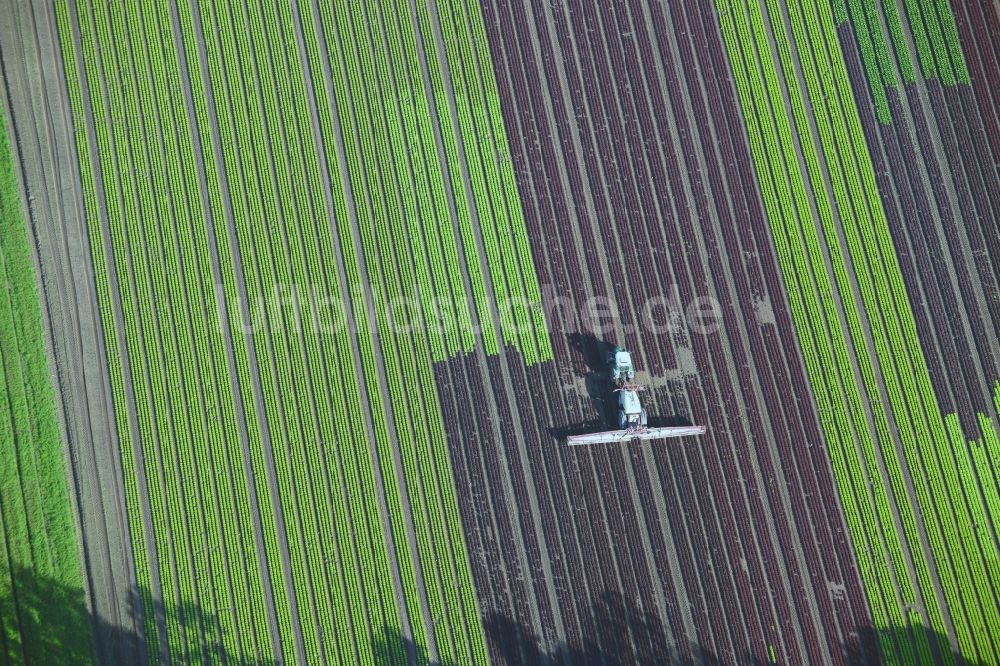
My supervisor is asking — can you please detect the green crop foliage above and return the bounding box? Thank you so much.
[56,0,547,662]
[714,0,1000,661]
[834,0,970,123]
[0,109,92,662]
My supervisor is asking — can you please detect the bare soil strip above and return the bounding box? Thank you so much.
[0,0,145,662]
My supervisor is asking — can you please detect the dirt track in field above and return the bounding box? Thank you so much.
[435,0,880,663]
[0,0,141,662]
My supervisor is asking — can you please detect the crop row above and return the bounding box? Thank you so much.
[58,0,295,661]
[311,0,496,661]
[171,0,304,659]
[841,2,1000,597]
[54,1,159,655]
[191,0,415,661]
[953,0,1000,167]
[473,0,847,658]
[642,0,859,655]
[241,6,546,657]
[56,0,542,662]
[807,0,1000,657]
[758,0,942,652]
[486,0,627,605]
[663,0,886,654]
[433,0,550,363]
[57,0,183,654]
[714,0,1000,662]
[135,1,287,659]
[844,40,1000,438]
[832,0,970,123]
[301,6,439,659]
[0,108,91,663]
[59,0,315,662]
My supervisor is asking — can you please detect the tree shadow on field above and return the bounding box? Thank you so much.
[371,591,721,665]
[0,564,97,664]
[371,586,988,665]
[844,623,992,666]
[121,585,277,665]
[10,558,986,665]
[480,591,718,666]
[0,564,275,665]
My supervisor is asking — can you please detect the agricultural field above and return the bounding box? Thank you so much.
[0,100,92,661]
[0,0,997,665]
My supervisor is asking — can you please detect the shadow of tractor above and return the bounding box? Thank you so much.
[548,333,695,442]
[567,331,618,427]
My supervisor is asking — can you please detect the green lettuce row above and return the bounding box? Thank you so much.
[714,0,1000,661]
[430,0,540,360]
[388,0,478,356]
[174,0,301,657]
[816,0,999,654]
[324,3,467,661]
[775,0,959,649]
[88,1,191,658]
[242,1,372,660]
[142,0,280,658]
[410,0,499,357]
[201,0,333,659]
[58,0,542,661]
[835,0,969,123]
[304,3,437,663]
[255,0,408,660]
[352,1,485,659]
[114,6,221,659]
[458,0,552,360]
[716,5,919,660]
[53,3,163,658]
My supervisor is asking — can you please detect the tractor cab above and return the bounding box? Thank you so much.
[617,387,648,429]
[566,344,705,444]
[610,347,636,385]
[610,347,646,429]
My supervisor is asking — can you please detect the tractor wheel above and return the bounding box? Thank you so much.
[618,409,627,429]
[640,409,648,427]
